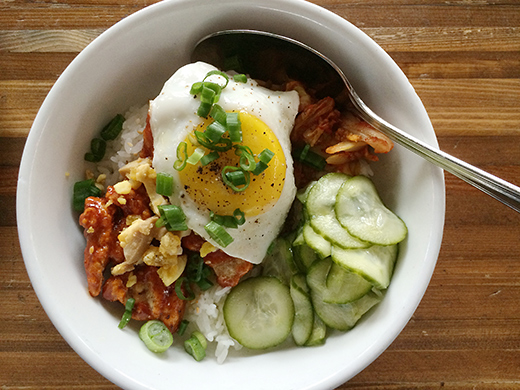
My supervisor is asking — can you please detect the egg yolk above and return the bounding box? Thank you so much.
[178,111,287,217]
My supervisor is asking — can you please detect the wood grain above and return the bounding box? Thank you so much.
[1,0,519,389]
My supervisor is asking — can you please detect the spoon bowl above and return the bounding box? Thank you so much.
[192,29,520,213]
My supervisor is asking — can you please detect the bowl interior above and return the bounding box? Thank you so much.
[17,0,445,389]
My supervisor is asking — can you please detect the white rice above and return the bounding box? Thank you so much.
[185,285,242,364]
[92,103,238,363]
[93,104,148,185]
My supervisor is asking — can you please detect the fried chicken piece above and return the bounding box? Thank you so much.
[182,232,252,288]
[102,265,186,333]
[79,197,119,297]
[203,250,253,288]
[79,184,153,297]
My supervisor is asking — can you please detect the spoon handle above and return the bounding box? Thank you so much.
[349,90,520,213]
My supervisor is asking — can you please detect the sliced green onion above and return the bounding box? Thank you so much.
[156,172,174,197]
[233,73,248,83]
[187,147,205,165]
[226,112,242,142]
[118,297,135,329]
[204,220,234,247]
[84,138,107,162]
[100,114,125,141]
[210,210,238,229]
[186,253,205,282]
[192,330,208,349]
[197,101,212,118]
[210,104,227,125]
[258,148,275,164]
[294,144,327,170]
[202,70,230,89]
[173,142,188,171]
[200,84,217,104]
[156,204,188,231]
[174,276,195,300]
[252,161,269,176]
[222,166,250,192]
[177,319,189,336]
[139,320,173,353]
[200,151,220,166]
[194,130,232,152]
[205,120,227,143]
[190,81,203,95]
[233,208,245,226]
[196,277,213,291]
[234,145,256,171]
[184,331,207,361]
[73,179,102,211]
[300,143,310,160]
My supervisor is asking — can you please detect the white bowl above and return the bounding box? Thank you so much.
[17,0,445,389]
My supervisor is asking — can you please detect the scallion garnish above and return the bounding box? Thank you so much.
[252,161,269,176]
[187,147,205,165]
[174,276,195,300]
[197,102,212,118]
[233,208,246,226]
[204,220,234,247]
[226,112,242,142]
[118,297,135,329]
[84,137,107,162]
[294,144,327,170]
[194,130,232,152]
[174,141,188,171]
[202,70,230,88]
[222,166,250,192]
[200,150,220,166]
[205,120,227,143]
[233,73,248,83]
[139,320,173,353]
[73,179,102,211]
[184,331,207,361]
[177,319,189,336]
[100,114,125,141]
[234,145,256,172]
[156,204,188,231]
[156,172,174,197]
[258,148,275,164]
[209,104,227,125]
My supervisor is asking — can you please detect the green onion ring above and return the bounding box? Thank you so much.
[173,142,188,171]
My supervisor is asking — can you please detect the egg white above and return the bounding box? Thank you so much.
[150,62,299,264]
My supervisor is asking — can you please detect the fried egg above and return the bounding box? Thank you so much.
[150,62,299,264]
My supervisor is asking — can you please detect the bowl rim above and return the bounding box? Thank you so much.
[17,0,446,389]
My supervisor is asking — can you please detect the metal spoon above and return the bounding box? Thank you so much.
[192,29,520,213]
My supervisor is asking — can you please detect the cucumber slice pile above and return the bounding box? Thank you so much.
[223,172,407,349]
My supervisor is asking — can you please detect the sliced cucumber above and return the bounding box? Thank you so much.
[307,257,372,304]
[290,274,314,346]
[292,243,319,272]
[224,276,294,350]
[262,237,297,285]
[304,311,327,346]
[331,244,398,289]
[302,223,331,259]
[335,175,407,245]
[311,289,381,331]
[296,180,317,204]
[306,173,369,250]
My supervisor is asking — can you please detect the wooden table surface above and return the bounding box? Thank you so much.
[2,0,520,388]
